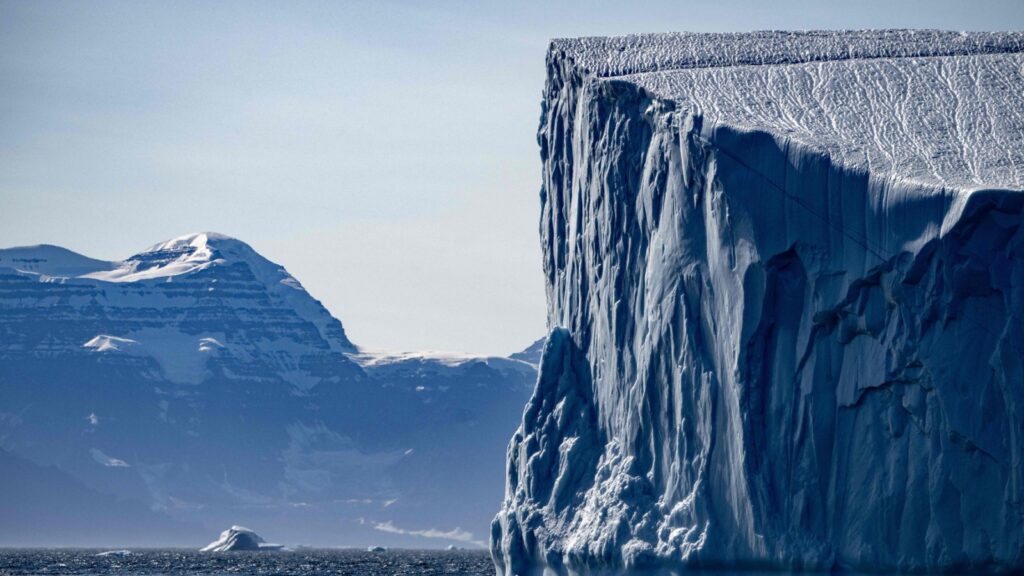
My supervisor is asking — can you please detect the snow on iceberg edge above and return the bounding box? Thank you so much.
[200,526,284,552]
[493,30,1024,574]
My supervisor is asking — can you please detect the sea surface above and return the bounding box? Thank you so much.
[0,549,494,576]
[0,549,951,576]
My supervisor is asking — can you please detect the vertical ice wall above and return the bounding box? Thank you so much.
[493,31,1024,574]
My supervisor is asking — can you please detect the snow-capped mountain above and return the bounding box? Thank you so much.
[0,232,537,548]
[1,232,361,388]
[493,30,1024,574]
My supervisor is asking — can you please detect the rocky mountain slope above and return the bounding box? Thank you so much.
[493,30,1024,574]
[0,232,536,548]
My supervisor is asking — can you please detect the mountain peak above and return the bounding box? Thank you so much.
[0,233,258,283]
[140,232,246,257]
[85,232,274,284]
[0,244,117,278]
[2,232,357,355]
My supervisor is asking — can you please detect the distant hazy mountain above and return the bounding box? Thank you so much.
[508,338,544,365]
[0,232,537,548]
[0,449,198,547]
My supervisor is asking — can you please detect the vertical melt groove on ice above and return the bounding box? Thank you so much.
[492,30,1024,574]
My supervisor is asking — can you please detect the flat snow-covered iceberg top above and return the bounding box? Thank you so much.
[550,30,1024,190]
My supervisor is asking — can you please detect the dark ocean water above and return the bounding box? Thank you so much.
[0,550,949,576]
[0,549,494,576]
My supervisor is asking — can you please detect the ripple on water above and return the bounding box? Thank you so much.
[0,549,495,576]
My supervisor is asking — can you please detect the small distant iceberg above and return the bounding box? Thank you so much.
[200,525,284,552]
[96,550,132,557]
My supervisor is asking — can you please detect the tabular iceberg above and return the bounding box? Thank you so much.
[493,30,1024,574]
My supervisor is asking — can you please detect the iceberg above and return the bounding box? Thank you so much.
[493,30,1024,574]
[95,550,132,557]
[200,526,284,552]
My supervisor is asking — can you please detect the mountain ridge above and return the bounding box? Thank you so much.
[0,232,539,548]
[0,231,539,377]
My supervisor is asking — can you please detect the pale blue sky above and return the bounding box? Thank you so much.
[2,0,1022,355]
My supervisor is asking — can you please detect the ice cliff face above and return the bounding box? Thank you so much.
[493,30,1024,573]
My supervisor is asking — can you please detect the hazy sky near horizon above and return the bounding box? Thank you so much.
[2,0,1023,355]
